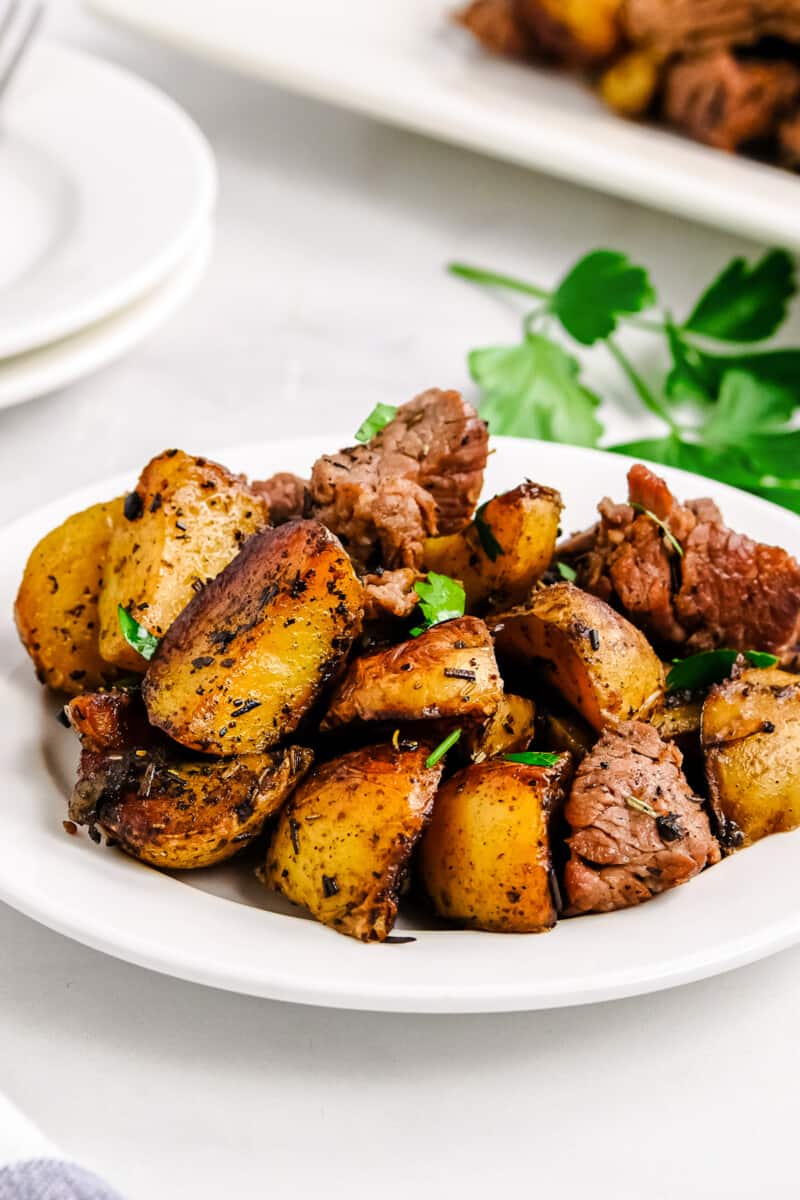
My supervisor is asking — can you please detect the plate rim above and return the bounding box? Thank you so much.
[0,223,213,412]
[2,435,800,1013]
[0,41,217,358]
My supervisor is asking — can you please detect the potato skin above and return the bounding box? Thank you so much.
[423,482,562,612]
[321,616,502,731]
[702,668,800,849]
[465,693,536,761]
[265,743,443,941]
[420,755,572,933]
[493,582,664,731]
[14,497,123,695]
[98,450,269,671]
[95,745,313,869]
[143,520,363,755]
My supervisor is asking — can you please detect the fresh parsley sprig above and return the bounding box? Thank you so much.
[450,248,800,513]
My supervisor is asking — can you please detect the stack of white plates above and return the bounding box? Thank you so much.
[0,42,216,411]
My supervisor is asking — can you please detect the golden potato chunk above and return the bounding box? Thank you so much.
[702,668,800,849]
[265,743,443,941]
[492,582,664,731]
[89,746,313,869]
[15,497,123,695]
[599,49,663,116]
[98,450,269,671]
[143,520,363,755]
[321,616,502,731]
[420,755,572,932]
[423,482,562,612]
[465,693,536,761]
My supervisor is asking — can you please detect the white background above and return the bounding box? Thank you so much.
[2,4,799,1196]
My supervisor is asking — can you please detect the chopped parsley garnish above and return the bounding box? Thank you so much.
[503,751,561,767]
[410,572,466,637]
[425,729,462,768]
[117,605,160,662]
[354,403,397,443]
[473,501,505,562]
[666,648,778,694]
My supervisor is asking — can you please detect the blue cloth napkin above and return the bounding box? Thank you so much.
[0,1096,121,1199]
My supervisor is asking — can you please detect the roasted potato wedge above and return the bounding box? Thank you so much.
[321,616,502,731]
[464,693,536,761]
[98,450,269,671]
[143,520,363,755]
[420,754,572,933]
[423,482,562,612]
[87,746,313,869]
[15,497,123,695]
[702,668,800,849]
[492,582,664,731]
[265,742,443,941]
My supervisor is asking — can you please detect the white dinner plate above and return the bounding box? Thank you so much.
[2,437,799,1012]
[89,0,800,247]
[0,42,216,359]
[0,226,212,411]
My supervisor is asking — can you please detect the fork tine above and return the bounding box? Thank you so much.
[0,1,43,103]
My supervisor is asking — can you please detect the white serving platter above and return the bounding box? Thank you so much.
[88,0,800,247]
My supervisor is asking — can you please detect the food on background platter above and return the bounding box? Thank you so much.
[457,0,800,170]
[13,389,800,942]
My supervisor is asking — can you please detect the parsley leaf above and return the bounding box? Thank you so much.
[667,649,778,693]
[355,403,397,443]
[556,561,577,581]
[551,250,655,345]
[410,572,466,637]
[470,334,603,446]
[610,434,800,515]
[473,501,505,562]
[117,605,160,662]
[503,751,561,766]
[683,249,796,343]
[701,370,797,444]
[425,728,462,768]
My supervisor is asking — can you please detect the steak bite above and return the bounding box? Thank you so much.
[567,463,800,661]
[624,0,800,58]
[564,721,719,914]
[251,472,308,525]
[663,52,800,153]
[308,388,488,571]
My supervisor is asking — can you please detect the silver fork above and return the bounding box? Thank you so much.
[0,0,44,104]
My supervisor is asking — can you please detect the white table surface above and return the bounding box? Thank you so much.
[2,5,799,1197]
